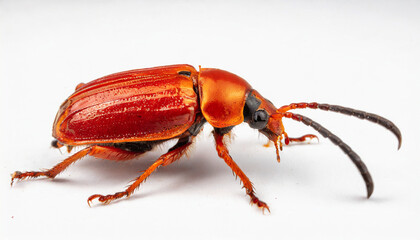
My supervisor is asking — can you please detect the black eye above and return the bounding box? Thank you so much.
[250,110,269,129]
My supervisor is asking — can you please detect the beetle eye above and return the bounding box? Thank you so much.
[250,110,269,129]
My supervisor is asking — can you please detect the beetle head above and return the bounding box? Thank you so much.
[197,68,289,161]
[243,90,286,162]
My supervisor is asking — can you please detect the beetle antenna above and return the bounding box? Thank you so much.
[277,103,402,149]
[274,112,374,198]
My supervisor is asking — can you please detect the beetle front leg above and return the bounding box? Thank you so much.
[213,129,270,213]
[264,134,318,147]
[287,134,319,145]
[87,136,194,206]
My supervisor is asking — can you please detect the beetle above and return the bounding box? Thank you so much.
[11,64,401,212]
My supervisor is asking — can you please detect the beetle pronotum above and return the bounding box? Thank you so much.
[11,64,401,212]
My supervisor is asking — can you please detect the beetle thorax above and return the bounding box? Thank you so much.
[198,68,252,128]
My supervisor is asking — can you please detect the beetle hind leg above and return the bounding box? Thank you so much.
[11,145,146,186]
[11,147,92,186]
[87,136,194,206]
[214,129,270,213]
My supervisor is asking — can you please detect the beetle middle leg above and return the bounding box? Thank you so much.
[11,145,147,186]
[87,136,194,206]
[213,128,270,213]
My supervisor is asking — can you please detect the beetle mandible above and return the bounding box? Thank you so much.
[11,64,402,212]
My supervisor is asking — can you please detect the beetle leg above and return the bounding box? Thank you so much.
[11,147,92,185]
[213,129,270,213]
[265,134,318,148]
[287,134,319,145]
[87,136,194,206]
[263,140,272,148]
[11,146,145,186]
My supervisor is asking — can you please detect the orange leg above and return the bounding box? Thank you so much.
[263,134,318,147]
[263,140,272,148]
[87,137,193,206]
[214,130,270,213]
[11,145,145,186]
[287,134,318,144]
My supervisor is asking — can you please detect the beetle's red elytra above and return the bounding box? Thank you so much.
[11,64,402,212]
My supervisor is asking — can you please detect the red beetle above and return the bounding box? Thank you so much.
[11,64,401,211]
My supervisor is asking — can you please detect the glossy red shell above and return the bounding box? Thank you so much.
[53,65,199,145]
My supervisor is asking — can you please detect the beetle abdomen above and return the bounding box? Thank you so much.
[53,65,199,145]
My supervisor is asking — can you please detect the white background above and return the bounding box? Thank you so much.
[1,1,419,239]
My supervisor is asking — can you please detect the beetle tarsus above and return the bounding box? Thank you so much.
[10,171,22,186]
[87,192,128,206]
[11,170,53,186]
[263,140,272,148]
[249,192,270,214]
[288,134,319,144]
[87,194,102,207]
